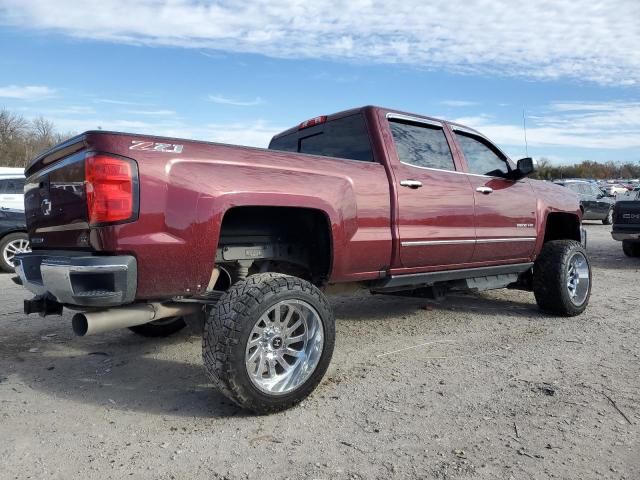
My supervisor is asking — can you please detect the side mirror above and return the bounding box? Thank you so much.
[510,157,535,180]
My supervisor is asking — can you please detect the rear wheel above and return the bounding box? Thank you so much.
[203,273,335,414]
[533,240,591,316]
[602,208,613,225]
[129,317,187,337]
[0,232,30,273]
[622,240,640,257]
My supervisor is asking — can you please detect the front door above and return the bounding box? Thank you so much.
[452,130,537,263]
[387,116,476,269]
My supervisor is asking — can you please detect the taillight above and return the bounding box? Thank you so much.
[85,153,137,225]
[298,115,327,130]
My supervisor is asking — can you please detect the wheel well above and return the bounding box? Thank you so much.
[0,230,27,242]
[544,212,581,243]
[217,206,332,285]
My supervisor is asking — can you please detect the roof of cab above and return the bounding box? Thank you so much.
[269,105,483,141]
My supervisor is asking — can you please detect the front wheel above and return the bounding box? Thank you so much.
[622,240,640,257]
[203,273,335,414]
[533,240,591,316]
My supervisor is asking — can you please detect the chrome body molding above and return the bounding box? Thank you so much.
[402,237,536,247]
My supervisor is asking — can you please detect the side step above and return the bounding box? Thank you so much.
[374,263,533,291]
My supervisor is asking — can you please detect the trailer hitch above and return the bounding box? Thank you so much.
[24,294,64,317]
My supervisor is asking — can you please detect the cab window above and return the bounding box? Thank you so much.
[455,132,510,177]
[389,120,456,171]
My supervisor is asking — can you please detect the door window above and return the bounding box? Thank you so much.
[577,184,591,196]
[389,120,455,171]
[0,178,23,194]
[455,132,510,177]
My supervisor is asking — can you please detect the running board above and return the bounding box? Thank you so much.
[374,263,533,291]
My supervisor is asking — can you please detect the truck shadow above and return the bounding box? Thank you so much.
[331,290,542,321]
[7,291,553,418]
[6,324,248,419]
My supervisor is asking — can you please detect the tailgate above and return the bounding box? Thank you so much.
[25,143,90,250]
[614,200,640,226]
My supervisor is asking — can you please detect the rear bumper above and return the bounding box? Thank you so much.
[16,252,137,307]
[612,231,640,241]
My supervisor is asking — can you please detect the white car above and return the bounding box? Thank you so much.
[0,168,25,211]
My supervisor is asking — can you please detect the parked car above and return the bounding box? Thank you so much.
[0,207,30,272]
[15,105,590,413]
[602,183,629,197]
[0,170,26,211]
[612,190,640,257]
[554,179,615,224]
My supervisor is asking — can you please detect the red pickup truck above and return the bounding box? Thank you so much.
[16,105,590,413]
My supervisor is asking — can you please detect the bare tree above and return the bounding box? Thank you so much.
[0,108,76,168]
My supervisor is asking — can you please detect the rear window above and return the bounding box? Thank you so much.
[269,113,374,162]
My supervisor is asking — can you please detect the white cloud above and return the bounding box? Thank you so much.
[1,0,638,85]
[42,115,281,148]
[0,84,55,99]
[441,100,477,107]
[208,94,263,107]
[125,109,175,116]
[94,98,150,106]
[454,101,640,151]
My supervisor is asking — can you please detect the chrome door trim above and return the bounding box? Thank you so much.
[401,239,475,247]
[402,237,536,247]
[477,237,536,244]
[386,112,443,128]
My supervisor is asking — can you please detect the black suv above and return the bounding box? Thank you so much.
[554,180,615,224]
[0,208,29,272]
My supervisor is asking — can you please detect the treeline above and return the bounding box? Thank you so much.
[533,158,640,180]
[0,108,75,168]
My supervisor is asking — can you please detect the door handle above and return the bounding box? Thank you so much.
[476,186,493,194]
[400,180,423,189]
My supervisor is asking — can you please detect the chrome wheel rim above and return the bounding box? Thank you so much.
[607,209,613,223]
[566,252,589,305]
[245,299,324,395]
[3,238,30,267]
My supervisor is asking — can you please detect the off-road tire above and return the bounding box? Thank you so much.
[129,317,187,337]
[533,240,591,316]
[622,240,640,257]
[602,208,613,225]
[203,273,335,414]
[0,232,29,273]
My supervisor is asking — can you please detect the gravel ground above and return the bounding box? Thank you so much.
[0,223,638,480]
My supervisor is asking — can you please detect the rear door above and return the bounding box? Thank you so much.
[452,128,537,263]
[577,183,597,218]
[589,183,611,217]
[387,114,476,269]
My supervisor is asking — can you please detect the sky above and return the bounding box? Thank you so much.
[0,0,639,165]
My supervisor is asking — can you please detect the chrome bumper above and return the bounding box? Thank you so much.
[16,252,137,307]
[612,231,640,241]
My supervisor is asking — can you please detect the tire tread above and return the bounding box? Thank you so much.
[202,273,334,414]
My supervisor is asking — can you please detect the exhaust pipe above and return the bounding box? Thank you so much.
[72,302,201,337]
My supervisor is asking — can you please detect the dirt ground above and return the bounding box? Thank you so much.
[0,223,638,480]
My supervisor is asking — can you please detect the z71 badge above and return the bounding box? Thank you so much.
[129,140,183,153]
